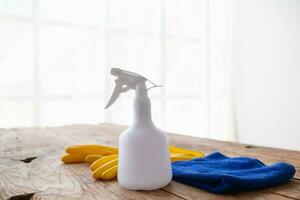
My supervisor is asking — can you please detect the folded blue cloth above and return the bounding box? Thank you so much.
[172,152,295,194]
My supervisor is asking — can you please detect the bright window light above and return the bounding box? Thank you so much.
[0,0,235,140]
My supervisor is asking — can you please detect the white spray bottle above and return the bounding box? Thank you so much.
[105,68,172,190]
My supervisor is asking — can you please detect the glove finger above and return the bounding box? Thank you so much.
[85,155,104,164]
[101,165,118,180]
[66,145,118,156]
[66,144,118,152]
[93,159,118,179]
[170,153,193,157]
[90,154,118,171]
[169,146,204,158]
[170,155,193,162]
[61,154,86,164]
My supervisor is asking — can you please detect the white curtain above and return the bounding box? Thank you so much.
[0,0,236,141]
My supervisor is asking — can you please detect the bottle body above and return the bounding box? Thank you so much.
[118,99,172,190]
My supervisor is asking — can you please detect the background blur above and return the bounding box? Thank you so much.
[0,0,299,150]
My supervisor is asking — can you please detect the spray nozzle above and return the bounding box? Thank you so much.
[105,68,161,109]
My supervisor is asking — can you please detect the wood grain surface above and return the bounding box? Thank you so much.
[0,123,299,200]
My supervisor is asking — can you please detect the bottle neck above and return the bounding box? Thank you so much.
[133,98,154,127]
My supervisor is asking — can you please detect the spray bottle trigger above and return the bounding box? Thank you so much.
[122,85,131,92]
[104,81,123,109]
[105,68,163,109]
[146,85,163,91]
[144,78,163,91]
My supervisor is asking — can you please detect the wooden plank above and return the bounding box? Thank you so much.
[98,123,300,179]
[0,124,299,200]
[161,132,300,179]
[0,159,184,200]
[97,124,300,199]
[98,123,300,161]
[268,179,300,199]
[78,124,300,199]
[162,181,293,200]
[0,126,183,200]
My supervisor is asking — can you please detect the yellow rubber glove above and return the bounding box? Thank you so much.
[85,155,105,164]
[89,153,198,180]
[61,145,204,164]
[61,144,118,164]
[169,145,204,157]
[61,154,87,164]
[66,144,118,155]
[61,144,205,180]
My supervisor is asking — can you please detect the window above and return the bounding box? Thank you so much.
[0,0,235,140]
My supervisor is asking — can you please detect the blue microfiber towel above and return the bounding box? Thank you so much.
[172,152,296,194]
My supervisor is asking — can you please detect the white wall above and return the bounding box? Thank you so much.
[235,0,300,150]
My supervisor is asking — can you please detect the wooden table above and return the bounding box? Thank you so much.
[0,124,299,200]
